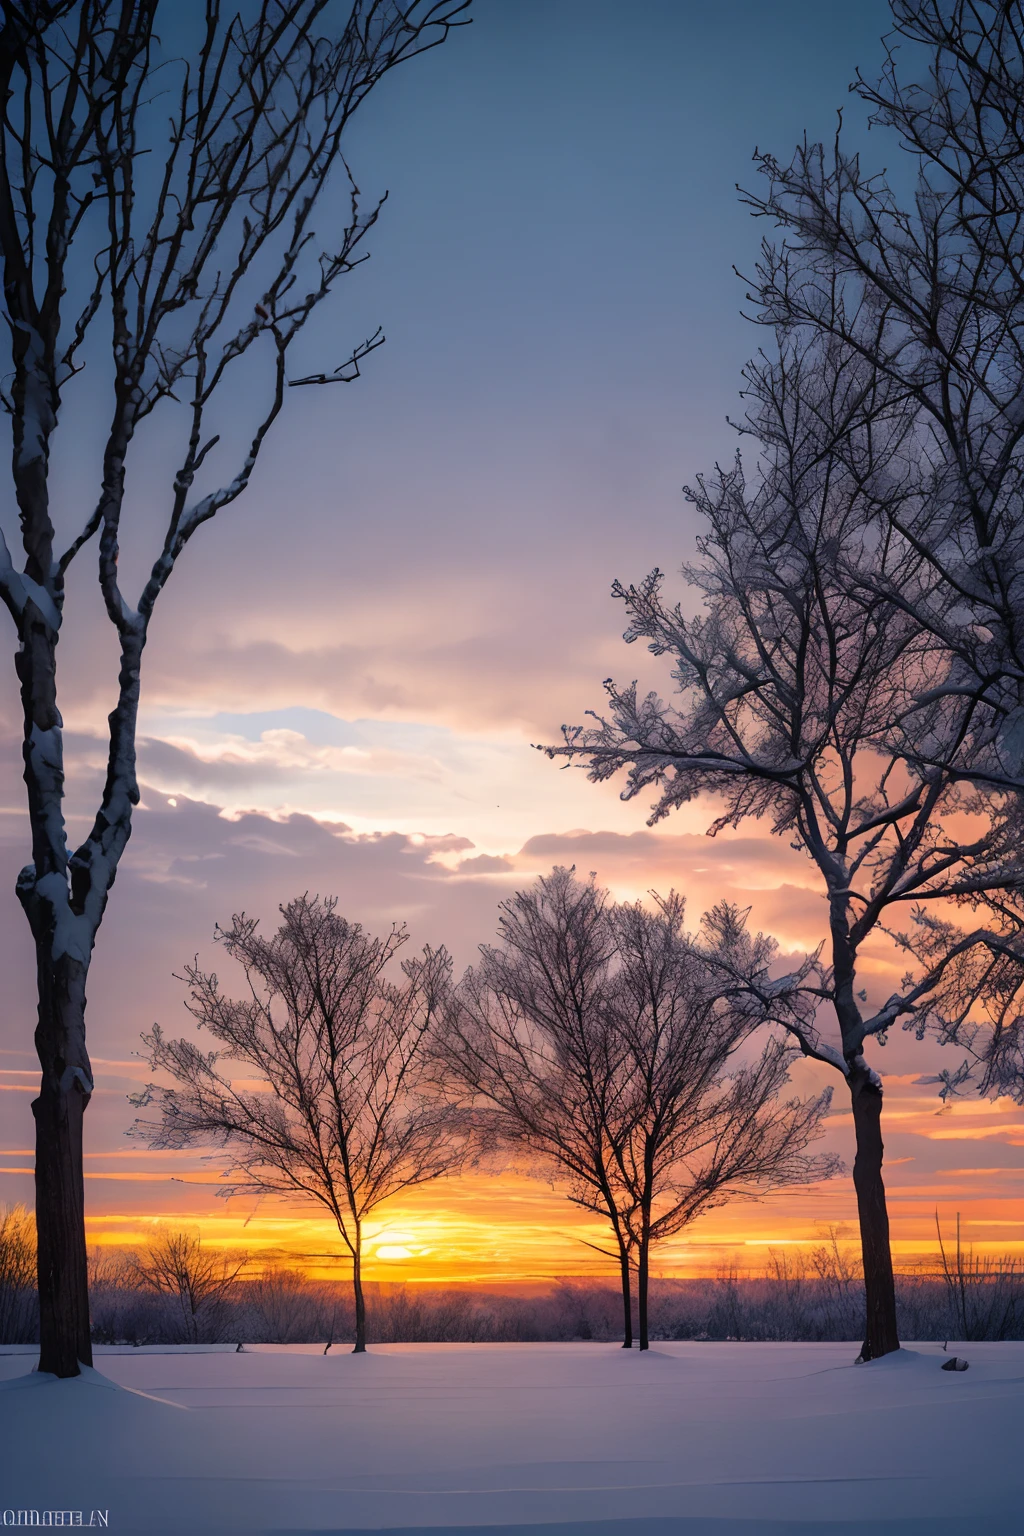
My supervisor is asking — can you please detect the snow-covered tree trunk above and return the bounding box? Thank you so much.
[0,0,469,1380]
[17,611,143,1375]
[31,953,92,1377]
[829,904,900,1361]
[849,1067,898,1362]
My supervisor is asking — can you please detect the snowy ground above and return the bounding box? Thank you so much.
[0,1341,1021,1534]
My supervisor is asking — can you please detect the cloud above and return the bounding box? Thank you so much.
[1,788,1021,1266]
[123,706,685,850]
[516,828,814,885]
[0,790,527,1213]
[139,728,450,792]
[54,596,642,740]
[511,828,829,950]
[458,853,514,874]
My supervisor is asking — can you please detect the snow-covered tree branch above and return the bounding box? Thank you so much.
[731,0,1024,1110]
[0,0,470,1378]
[545,326,1024,1360]
[742,1,1024,791]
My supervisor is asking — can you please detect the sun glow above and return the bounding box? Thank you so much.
[68,1132,1024,1285]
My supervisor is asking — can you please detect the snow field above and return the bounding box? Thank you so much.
[0,1341,1021,1534]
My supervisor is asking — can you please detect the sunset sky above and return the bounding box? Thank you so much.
[1,0,1021,1285]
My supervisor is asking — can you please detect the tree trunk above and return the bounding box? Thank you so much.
[637,1226,650,1352]
[619,1242,633,1348]
[19,615,141,1377]
[850,1066,899,1361]
[33,950,93,1377]
[352,1229,366,1354]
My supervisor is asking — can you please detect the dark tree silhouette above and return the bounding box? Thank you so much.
[126,1229,247,1345]
[133,895,466,1353]
[607,895,838,1350]
[436,869,639,1342]
[438,867,837,1350]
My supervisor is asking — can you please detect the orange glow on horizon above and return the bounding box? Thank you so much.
[55,1140,1023,1285]
[3,1069,1023,1285]
[3,832,1022,1289]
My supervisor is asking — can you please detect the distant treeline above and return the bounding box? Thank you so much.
[2,1209,1022,1348]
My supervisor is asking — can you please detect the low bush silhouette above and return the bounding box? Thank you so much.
[5,1215,1022,1348]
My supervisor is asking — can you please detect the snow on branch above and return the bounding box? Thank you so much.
[543,321,1024,1091]
[0,0,470,934]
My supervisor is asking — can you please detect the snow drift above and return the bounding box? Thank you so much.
[0,1340,1020,1533]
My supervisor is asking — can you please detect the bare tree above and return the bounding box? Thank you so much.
[132,894,466,1353]
[438,867,837,1351]
[0,1204,37,1343]
[126,1228,247,1345]
[436,868,640,1344]
[245,1264,342,1345]
[607,895,838,1350]
[0,0,469,1377]
[546,331,1024,1359]
[934,1210,1024,1343]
